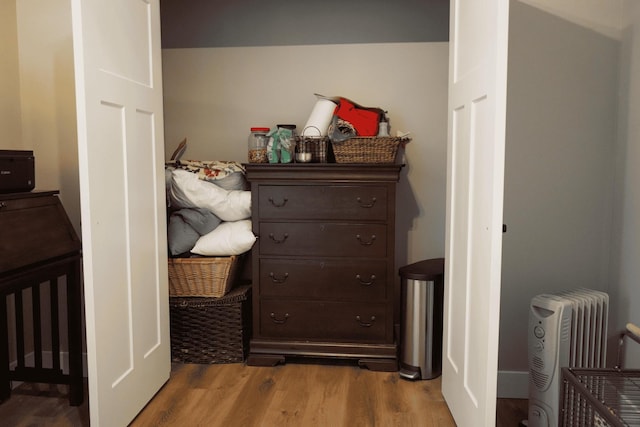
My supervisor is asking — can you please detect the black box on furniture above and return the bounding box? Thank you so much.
[169,285,251,364]
[0,150,35,193]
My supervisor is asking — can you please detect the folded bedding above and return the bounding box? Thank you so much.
[165,160,247,191]
[170,169,251,222]
[167,208,222,256]
[168,213,201,256]
[176,207,222,236]
[165,159,256,258]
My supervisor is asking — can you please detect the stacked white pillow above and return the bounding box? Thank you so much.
[170,169,251,221]
[169,168,256,256]
[191,220,255,256]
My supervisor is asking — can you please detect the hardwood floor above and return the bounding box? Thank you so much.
[0,380,90,426]
[496,397,529,427]
[0,361,529,426]
[133,361,455,427]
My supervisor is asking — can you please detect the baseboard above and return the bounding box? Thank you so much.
[11,353,527,398]
[9,351,89,389]
[497,370,529,399]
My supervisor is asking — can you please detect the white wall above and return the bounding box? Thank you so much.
[0,0,23,148]
[162,42,450,266]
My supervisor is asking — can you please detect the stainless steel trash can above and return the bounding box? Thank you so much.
[399,258,444,380]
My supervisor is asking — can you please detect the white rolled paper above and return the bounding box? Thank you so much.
[302,97,337,136]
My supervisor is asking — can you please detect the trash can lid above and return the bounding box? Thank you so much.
[399,258,445,281]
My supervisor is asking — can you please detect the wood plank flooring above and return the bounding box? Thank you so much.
[0,361,529,426]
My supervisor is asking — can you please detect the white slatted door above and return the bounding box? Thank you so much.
[71,0,170,425]
[441,0,510,425]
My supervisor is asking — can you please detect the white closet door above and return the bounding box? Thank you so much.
[441,0,510,425]
[71,0,170,425]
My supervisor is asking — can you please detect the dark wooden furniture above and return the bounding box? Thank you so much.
[0,191,83,406]
[244,163,402,371]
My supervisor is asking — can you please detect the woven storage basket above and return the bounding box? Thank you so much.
[168,255,239,297]
[169,285,251,364]
[332,136,404,163]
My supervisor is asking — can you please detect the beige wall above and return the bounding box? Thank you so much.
[6,0,80,367]
[0,0,23,148]
[162,42,450,266]
[15,0,80,234]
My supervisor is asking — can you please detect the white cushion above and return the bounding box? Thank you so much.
[170,169,251,221]
[191,220,256,256]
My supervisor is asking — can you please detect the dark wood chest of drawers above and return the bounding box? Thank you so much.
[245,164,402,371]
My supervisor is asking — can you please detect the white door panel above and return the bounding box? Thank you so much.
[443,0,509,425]
[71,0,169,425]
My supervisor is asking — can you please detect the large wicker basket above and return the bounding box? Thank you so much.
[169,285,251,364]
[168,255,239,297]
[332,136,405,163]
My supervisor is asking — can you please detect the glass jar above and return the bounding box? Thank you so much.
[248,127,270,163]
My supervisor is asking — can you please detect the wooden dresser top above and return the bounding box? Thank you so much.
[0,191,81,277]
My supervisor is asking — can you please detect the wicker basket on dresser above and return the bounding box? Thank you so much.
[244,163,403,371]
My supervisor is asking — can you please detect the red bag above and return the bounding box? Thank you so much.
[333,98,385,137]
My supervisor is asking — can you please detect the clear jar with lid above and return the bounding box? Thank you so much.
[248,127,270,163]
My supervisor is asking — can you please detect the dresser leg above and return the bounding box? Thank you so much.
[358,358,398,372]
[246,354,286,367]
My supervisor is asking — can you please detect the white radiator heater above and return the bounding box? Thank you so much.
[527,288,609,427]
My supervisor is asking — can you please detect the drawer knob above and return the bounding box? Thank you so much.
[356,234,376,246]
[0,202,6,209]
[356,197,377,208]
[270,312,290,324]
[356,274,376,286]
[269,272,289,284]
[356,315,376,327]
[268,197,288,208]
[268,233,289,244]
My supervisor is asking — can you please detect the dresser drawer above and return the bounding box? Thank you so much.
[259,222,387,257]
[258,185,388,221]
[259,300,390,342]
[259,258,387,299]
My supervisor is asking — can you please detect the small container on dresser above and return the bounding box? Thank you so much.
[248,127,270,164]
[244,163,403,371]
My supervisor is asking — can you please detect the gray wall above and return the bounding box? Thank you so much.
[610,2,640,368]
[500,1,619,379]
[160,0,449,47]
